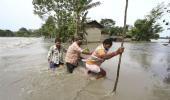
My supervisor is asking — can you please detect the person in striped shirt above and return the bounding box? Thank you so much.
[85,38,124,79]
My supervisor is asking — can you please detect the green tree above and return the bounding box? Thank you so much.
[6,30,15,36]
[100,18,115,34]
[129,3,164,41]
[16,28,30,37]
[99,18,129,36]
[33,0,73,39]
[32,0,101,41]
[100,19,115,29]
[70,0,101,38]
[0,29,15,37]
[110,26,125,36]
[27,29,42,37]
[39,16,56,38]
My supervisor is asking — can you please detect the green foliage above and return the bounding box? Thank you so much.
[110,26,123,36]
[0,28,41,37]
[28,29,42,37]
[33,0,75,40]
[100,18,116,34]
[71,0,100,38]
[99,18,129,36]
[162,2,170,30]
[129,3,164,41]
[39,16,56,38]
[16,27,30,37]
[32,0,101,41]
[100,18,115,29]
[153,34,160,39]
[0,29,15,37]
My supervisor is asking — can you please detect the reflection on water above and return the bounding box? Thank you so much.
[0,37,170,100]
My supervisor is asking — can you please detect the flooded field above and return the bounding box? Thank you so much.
[0,37,170,100]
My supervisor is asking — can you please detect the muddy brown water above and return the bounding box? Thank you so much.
[0,37,170,100]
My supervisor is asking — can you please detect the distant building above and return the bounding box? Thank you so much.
[85,21,104,42]
[85,21,128,42]
[100,31,110,42]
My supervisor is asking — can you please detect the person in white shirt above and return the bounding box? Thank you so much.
[47,38,66,70]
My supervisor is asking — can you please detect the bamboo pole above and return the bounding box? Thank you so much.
[112,0,129,93]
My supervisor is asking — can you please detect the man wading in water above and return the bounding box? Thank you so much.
[65,37,91,73]
[85,38,124,79]
[47,38,66,71]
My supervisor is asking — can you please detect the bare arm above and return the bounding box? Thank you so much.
[103,47,124,60]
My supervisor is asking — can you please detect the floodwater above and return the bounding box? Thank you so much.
[0,37,170,100]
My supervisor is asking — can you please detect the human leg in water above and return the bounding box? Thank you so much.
[66,63,77,73]
[96,68,106,79]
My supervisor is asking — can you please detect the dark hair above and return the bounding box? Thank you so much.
[103,38,113,45]
[55,38,61,43]
[74,36,82,41]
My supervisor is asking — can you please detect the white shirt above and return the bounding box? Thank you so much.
[47,45,65,64]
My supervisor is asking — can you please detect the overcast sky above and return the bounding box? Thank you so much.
[0,0,169,36]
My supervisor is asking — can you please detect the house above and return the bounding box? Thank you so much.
[85,20,127,42]
[85,21,105,42]
[100,31,110,42]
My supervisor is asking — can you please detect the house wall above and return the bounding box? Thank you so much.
[86,28,101,42]
[101,34,109,42]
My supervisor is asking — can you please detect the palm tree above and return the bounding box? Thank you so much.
[70,0,101,38]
